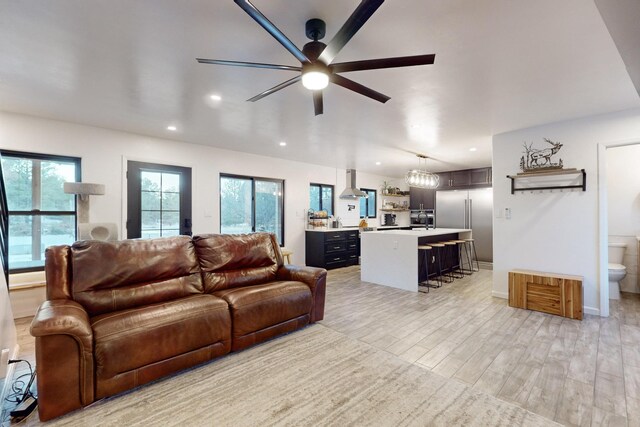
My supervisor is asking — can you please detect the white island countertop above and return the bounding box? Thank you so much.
[360,228,472,292]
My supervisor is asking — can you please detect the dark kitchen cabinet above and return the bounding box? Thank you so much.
[436,167,492,190]
[437,172,451,189]
[409,187,435,210]
[470,167,492,185]
[305,230,360,270]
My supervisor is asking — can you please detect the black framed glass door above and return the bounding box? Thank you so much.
[127,161,192,239]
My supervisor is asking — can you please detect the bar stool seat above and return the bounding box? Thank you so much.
[452,240,473,275]
[281,249,293,264]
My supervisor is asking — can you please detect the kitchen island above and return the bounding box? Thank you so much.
[360,228,472,292]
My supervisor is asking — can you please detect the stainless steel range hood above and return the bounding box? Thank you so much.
[339,169,368,199]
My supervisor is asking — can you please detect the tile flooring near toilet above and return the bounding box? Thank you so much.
[5,268,640,426]
[322,267,640,427]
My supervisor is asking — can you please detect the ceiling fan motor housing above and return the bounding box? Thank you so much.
[302,40,327,62]
[305,18,326,41]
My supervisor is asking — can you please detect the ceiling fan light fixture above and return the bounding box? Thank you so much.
[302,70,329,90]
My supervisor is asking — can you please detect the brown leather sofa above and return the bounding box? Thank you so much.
[30,232,327,421]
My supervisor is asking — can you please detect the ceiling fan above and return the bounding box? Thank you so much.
[196,0,436,115]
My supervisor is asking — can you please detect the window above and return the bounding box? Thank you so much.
[0,150,80,272]
[309,183,334,216]
[220,174,284,245]
[360,189,376,218]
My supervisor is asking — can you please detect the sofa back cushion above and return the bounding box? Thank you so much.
[193,233,283,293]
[71,236,203,316]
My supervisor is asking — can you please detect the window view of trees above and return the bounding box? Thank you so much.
[0,152,79,271]
[360,189,376,218]
[309,183,333,215]
[140,171,181,238]
[220,175,284,245]
[220,176,252,235]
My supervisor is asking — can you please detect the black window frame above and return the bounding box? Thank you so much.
[126,161,193,239]
[309,183,334,216]
[360,188,377,219]
[219,173,285,246]
[0,149,81,274]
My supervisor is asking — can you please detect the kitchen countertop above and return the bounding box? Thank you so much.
[306,225,412,232]
[366,228,470,237]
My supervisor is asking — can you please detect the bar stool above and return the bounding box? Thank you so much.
[281,249,293,264]
[429,243,452,284]
[444,241,464,279]
[464,239,480,272]
[452,240,473,275]
[418,245,440,292]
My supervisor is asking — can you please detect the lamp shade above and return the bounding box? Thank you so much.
[64,182,105,196]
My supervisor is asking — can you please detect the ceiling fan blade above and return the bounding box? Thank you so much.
[313,91,324,116]
[330,74,390,103]
[247,75,301,102]
[318,0,384,65]
[234,0,310,64]
[196,58,301,72]
[331,54,435,73]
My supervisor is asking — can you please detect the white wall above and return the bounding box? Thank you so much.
[607,144,640,293]
[0,266,18,379]
[492,107,640,315]
[0,111,400,270]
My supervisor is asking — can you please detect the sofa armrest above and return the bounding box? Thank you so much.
[30,300,95,421]
[277,265,327,322]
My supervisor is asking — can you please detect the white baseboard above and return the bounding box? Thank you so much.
[584,306,600,316]
[491,290,508,299]
[478,261,493,271]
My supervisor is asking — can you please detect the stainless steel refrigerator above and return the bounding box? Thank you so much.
[435,188,493,262]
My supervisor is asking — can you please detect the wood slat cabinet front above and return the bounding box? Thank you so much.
[305,230,360,270]
[508,270,583,320]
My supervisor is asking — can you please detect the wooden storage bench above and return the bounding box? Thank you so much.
[508,269,583,320]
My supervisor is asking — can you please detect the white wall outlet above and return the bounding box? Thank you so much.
[505,208,512,219]
[496,209,503,219]
[393,240,398,249]
[0,348,10,379]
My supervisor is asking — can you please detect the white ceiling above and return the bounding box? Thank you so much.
[1,0,638,177]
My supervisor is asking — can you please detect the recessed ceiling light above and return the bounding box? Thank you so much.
[167,125,177,131]
[279,141,287,146]
[210,94,222,101]
[375,162,381,165]
[469,147,477,152]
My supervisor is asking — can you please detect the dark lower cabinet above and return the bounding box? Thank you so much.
[306,230,360,269]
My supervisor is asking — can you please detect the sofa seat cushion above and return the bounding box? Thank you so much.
[213,281,312,342]
[91,294,231,382]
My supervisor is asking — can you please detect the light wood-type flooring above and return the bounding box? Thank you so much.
[322,266,640,427]
[6,267,640,426]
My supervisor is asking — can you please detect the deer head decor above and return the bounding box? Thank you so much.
[519,138,564,172]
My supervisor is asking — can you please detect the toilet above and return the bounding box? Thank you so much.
[608,243,627,300]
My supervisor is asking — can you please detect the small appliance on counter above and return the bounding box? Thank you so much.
[410,209,435,229]
[382,213,397,226]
